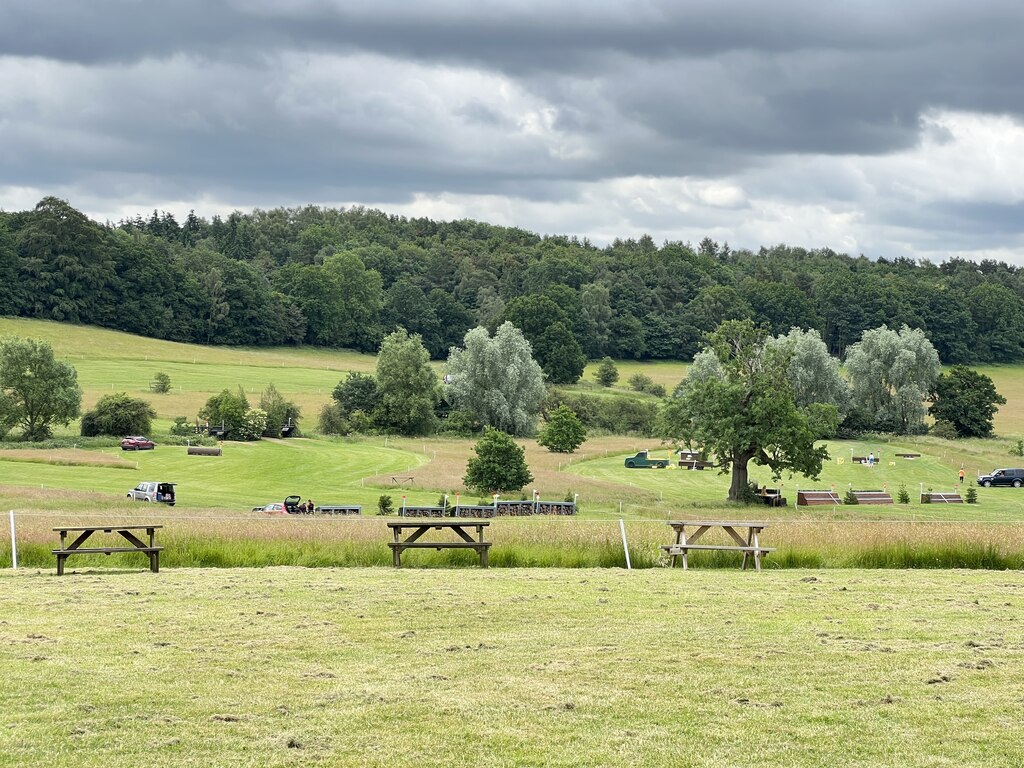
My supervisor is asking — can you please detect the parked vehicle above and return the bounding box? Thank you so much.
[977,468,1024,488]
[252,496,305,514]
[121,436,156,450]
[624,450,669,469]
[127,482,176,505]
[256,503,286,514]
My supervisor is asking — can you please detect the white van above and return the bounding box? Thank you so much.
[127,482,176,506]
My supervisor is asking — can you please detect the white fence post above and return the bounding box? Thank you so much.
[619,519,632,570]
[8,510,16,570]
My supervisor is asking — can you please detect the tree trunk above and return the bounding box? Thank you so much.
[728,452,753,502]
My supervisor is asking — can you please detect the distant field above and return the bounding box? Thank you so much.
[2,317,1023,434]
[3,567,1023,767]
[0,317,380,423]
[0,317,1023,527]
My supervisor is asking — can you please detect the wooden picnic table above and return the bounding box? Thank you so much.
[662,520,774,571]
[386,520,491,567]
[52,525,163,576]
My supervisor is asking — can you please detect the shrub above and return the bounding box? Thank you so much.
[922,489,932,503]
[843,488,858,505]
[929,419,959,440]
[594,397,659,436]
[740,481,764,504]
[377,495,394,516]
[897,484,910,504]
[259,383,301,437]
[318,403,350,436]
[628,373,654,393]
[537,405,587,453]
[595,357,619,387]
[236,408,268,441]
[542,390,658,436]
[348,409,374,434]
[333,373,379,415]
[199,388,249,436]
[1010,440,1024,457]
[965,483,978,504]
[438,409,479,437]
[80,392,156,437]
[464,427,534,494]
[169,417,194,437]
[151,372,171,393]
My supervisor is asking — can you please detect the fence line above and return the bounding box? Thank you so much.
[6,511,1024,525]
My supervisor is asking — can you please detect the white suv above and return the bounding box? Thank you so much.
[127,482,177,505]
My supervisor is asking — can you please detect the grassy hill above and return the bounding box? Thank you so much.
[0,317,379,426]
[1,318,1023,528]
[4,316,1023,432]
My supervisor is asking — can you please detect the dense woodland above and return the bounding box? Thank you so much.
[2,196,1022,370]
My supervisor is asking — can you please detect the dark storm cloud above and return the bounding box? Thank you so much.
[3,0,1024,259]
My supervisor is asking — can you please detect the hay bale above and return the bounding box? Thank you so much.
[187,445,222,456]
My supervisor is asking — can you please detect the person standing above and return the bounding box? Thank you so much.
[958,468,965,484]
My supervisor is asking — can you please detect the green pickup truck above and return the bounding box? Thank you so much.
[624,450,669,469]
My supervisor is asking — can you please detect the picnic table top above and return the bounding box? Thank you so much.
[53,524,163,532]
[667,520,768,529]
[386,519,490,528]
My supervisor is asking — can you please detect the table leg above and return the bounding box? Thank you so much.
[57,554,65,576]
[752,527,762,572]
[680,526,689,570]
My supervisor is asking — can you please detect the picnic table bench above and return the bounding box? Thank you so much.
[852,491,893,505]
[387,520,491,567]
[895,453,921,458]
[52,525,163,576]
[922,492,963,503]
[797,490,841,506]
[662,521,774,571]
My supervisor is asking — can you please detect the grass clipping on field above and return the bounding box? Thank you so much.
[1,567,1023,767]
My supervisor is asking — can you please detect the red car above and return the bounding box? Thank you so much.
[120,436,156,451]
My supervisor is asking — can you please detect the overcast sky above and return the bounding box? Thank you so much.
[3,0,1024,262]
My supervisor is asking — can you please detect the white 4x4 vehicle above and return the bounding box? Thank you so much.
[127,482,176,506]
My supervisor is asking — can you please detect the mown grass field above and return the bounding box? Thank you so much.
[3,432,1024,523]
[3,567,1023,767]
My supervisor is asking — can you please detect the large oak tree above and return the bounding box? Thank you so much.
[661,320,829,502]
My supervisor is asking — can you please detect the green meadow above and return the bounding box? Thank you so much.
[3,567,1024,768]
[1,317,1024,573]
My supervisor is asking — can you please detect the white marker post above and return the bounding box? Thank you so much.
[619,519,632,570]
[8,510,17,570]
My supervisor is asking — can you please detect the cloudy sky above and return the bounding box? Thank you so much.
[3,0,1024,262]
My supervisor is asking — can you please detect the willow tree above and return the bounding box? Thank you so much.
[661,320,829,502]
[444,322,545,436]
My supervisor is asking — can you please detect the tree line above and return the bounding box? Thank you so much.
[3,197,1024,375]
